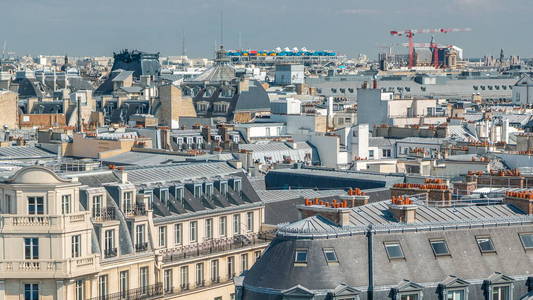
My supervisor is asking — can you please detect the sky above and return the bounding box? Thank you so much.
[0,0,532,59]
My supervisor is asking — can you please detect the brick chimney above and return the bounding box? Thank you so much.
[298,198,352,227]
[388,196,418,224]
[504,191,533,214]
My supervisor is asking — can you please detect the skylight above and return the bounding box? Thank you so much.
[430,240,450,256]
[384,242,404,259]
[476,237,496,253]
[323,248,338,263]
[519,233,533,249]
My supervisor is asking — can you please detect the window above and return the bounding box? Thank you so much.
[194,185,202,198]
[219,216,227,236]
[233,214,241,234]
[241,253,248,272]
[294,249,308,263]
[220,182,228,195]
[24,238,39,259]
[476,237,496,253]
[144,191,153,210]
[519,233,533,250]
[233,180,241,193]
[24,284,39,300]
[175,187,184,204]
[206,219,213,239]
[175,224,183,245]
[430,240,450,256]
[215,297,223,300]
[136,225,146,248]
[28,196,44,215]
[76,280,84,300]
[383,149,391,157]
[369,150,375,159]
[255,250,261,261]
[180,266,189,289]
[71,235,81,258]
[123,192,133,212]
[211,260,219,282]
[400,293,419,300]
[120,271,129,298]
[160,189,169,204]
[159,226,167,247]
[247,212,254,232]
[447,289,465,300]
[196,263,204,286]
[492,285,511,300]
[104,229,115,257]
[190,221,198,242]
[384,242,404,259]
[228,256,235,278]
[323,248,338,263]
[62,195,71,214]
[140,267,149,295]
[92,195,102,217]
[205,184,213,198]
[4,194,11,214]
[164,269,173,293]
[98,275,108,299]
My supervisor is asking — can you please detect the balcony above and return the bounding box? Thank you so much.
[104,248,118,258]
[0,255,100,279]
[92,207,116,222]
[88,283,162,300]
[135,242,149,252]
[125,203,148,217]
[0,212,90,232]
[161,231,272,263]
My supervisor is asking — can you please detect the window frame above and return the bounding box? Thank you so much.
[24,283,39,300]
[27,196,44,215]
[476,236,496,254]
[219,216,227,236]
[61,194,71,214]
[518,233,533,250]
[384,242,405,260]
[323,248,339,264]
[190,221,198,243]
[159,226,167,247]
[71,235,81,258]
[294,249,308,265]
[175,223,183,245]
[24,237,39,260]
[429,239,451,257]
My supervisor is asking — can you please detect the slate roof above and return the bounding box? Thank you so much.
[0,146,55,159]
[125,161,238,184]
[239,142,313,164]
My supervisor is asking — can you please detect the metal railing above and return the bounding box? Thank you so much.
[104,248,118,258]
[125,203,147,217]
[161,231,272,263]
[93,207,116,221]
[135,243,148,253]
[89,283,162,300]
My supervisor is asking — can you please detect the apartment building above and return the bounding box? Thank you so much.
[0,161,269,300]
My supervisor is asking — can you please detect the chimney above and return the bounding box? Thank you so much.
[388,196,418,224]
[341,188,369,207]
[116,168,128,184]
[298,201,352,227]
[504,191,533,214]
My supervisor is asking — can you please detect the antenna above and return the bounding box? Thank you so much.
[220,9,224,47]
[181,29,186,57]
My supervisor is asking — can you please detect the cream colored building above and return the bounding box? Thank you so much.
[0,91,18,129]
[0,161,269,300]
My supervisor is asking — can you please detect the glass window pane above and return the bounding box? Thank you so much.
[295,250,308,263]
[385,243,404,259]
[430,240,450,256]
[520,234,533,249]
[476,237,495,252]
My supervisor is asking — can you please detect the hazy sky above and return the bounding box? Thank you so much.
[1,0,531,58]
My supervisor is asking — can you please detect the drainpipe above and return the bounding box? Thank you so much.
[367,224,375,300]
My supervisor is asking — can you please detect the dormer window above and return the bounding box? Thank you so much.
[196,102,209,112]
[231,179,241,193]
[123,191,133,212]
[160,189,169,204]
[219,181,228,195]
[175,186,184,204]
[204,183,213,198]
[194,185,202,198]
[214,102,229,113]
[220,88,234,98]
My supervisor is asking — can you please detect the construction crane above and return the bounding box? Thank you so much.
[390,28,471,68]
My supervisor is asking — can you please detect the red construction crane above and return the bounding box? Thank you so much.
[390,28,471,68]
